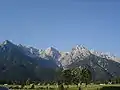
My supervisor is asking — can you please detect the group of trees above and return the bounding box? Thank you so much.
[109,77,120,84]
[3,67,120,85]
[0,67,92,85]
[23,69,120,85]
[57,67,92,85]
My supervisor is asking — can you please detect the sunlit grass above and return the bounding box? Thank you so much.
[1,84,120,90]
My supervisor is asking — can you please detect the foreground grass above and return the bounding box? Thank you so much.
[1,84,120,90]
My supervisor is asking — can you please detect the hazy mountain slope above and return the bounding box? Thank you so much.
[18,44,41,58]
[0,40,59,81]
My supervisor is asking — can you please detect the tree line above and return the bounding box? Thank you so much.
[0,67,120,85]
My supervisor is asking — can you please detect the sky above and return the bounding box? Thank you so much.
[0,0,120,56]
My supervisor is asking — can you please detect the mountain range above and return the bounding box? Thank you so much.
[0,40,120,81]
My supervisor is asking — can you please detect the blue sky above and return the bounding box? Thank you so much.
[0,0,120,56]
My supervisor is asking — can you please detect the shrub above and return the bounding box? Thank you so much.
[49,87,55,90]
[21,84,25,89]
[78,87,81,90]
[30,84,35,89]
[58,84,64,90]
[8,86,20,89]
[39,87,46,89]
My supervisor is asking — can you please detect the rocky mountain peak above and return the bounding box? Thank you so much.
[41,47,62,67]
[1,40,13,46]
[45,47,61,60]
[45,47,58,52]
[71,45,91,57]
[75,45,86,50]
[0,40,16,51]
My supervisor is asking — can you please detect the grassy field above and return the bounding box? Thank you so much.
[1,84,120,90]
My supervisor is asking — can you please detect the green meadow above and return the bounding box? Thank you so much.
[1,84,120,90]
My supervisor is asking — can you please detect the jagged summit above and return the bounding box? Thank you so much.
[73,44,90,52]
[59,45,91,67]
[75,44,87,50]
[72,44,91,57]
[1,40,13,45]
[0,40,16,51]
[45,46,61,60]
[45,46,59,52]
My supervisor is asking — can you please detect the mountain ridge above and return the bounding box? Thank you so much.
[0,40,120,81]
[1,40,118,60]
